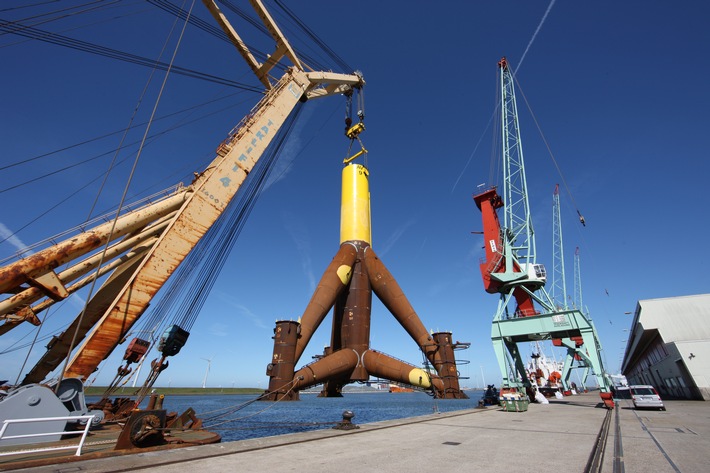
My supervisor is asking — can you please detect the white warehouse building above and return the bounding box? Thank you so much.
[621,293,710,400]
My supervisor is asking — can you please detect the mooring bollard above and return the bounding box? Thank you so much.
[333,410,359,430]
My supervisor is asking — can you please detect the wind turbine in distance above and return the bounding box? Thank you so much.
[201,356,214,389]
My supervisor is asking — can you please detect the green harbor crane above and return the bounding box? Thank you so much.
[473,57,613,407]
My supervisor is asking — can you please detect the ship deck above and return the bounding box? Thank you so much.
[4,392,709,472]
[0,422,220,470]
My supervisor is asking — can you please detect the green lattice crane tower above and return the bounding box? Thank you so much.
[551,184,568,310]
[573,246,583,312]
[473,57,613,407]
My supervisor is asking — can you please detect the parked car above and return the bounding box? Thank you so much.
[630,385,665,410]
[613,386,632,400]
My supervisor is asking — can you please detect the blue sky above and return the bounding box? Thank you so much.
[1,1,709,389]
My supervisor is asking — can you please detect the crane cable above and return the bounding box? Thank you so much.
[108,104,305,393]
[0,17,262,91]
[54,0,197,391]
[512,73,586,227]
[343,88,367,165]
[272,0,354,73]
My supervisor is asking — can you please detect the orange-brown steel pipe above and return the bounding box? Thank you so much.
[293,348,359,391]
[0,193,186,295]
[294,243,357,362]
[362,350,444,393]
[264,320,301,401]
[363,247,441,366]
[431,332,468,399]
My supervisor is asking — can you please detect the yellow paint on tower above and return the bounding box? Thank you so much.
[336,265,353,285]
[340,163,372,244]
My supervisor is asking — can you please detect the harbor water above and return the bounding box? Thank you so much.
[92,390,483,442]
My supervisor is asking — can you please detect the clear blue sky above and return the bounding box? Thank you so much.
[1,1,709,389]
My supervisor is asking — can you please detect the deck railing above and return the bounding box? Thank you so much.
[0,415,95,457]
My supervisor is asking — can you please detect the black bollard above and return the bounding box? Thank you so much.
[333,410,359,430]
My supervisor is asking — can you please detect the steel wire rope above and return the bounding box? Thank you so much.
[151,0,296,77]
[4,1,248,380]
[0,1,65,14]
[130,104,303,349]
[0,20,262,91]
[161,381,332,435]
[55,0,197,389]
[264,3,340,73]
[196,378,298,420]
[512,73,585,226]
[200,380,301,429]
[0,2,156,51]
[146,105,304,336]
[262,98,341,188]
[0,1,347,200]
[217,0,296,72]
[84,7,184,223]
[0,184,182,266]
[130,99,339,340]
[124,113,301,398]
[219,0,346,74]
[0,0,119,31]
[148,0,229,40]
[0,291,78,357]
[0,332,53,355]
[182,107,303,329]
[451,69,503,194]
[0,94,257,248]
[272,0,353,73]
[511,71,610,311]
[0,90,248,173]
[10,304,51,385]
[218,0,268,34]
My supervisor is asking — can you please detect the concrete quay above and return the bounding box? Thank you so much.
[11,392,710,473]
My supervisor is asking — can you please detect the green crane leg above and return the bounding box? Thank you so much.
[557,335,610,393]
[490,309,610,394]
[561,347,574,391]
[491,334,516,388]
[491,326,532,391]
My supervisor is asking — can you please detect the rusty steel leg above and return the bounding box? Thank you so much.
[263,320,301,401]
[363,247,440,367]
[340,247,371,381]
[362,350,445,394]
[294,243,357,362]
[431,332,468,399]
[318,379,345,397]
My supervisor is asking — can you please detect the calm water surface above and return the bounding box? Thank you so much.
[97,391,482,442]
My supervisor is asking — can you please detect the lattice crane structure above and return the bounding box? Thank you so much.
[551,184,568,310]
[472,57,612,406]
[552,189,592,391]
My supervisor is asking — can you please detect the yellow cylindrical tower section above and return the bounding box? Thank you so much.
[340,163,371,245]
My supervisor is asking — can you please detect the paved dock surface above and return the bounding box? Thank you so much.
[7,392,710,473]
